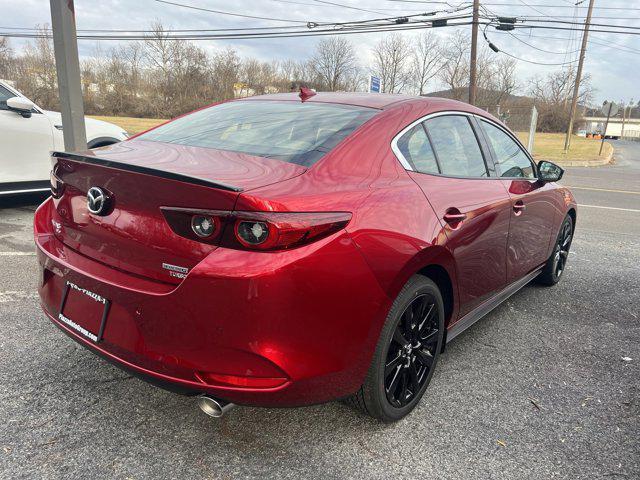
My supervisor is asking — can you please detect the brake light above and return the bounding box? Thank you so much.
[161,208,351,251]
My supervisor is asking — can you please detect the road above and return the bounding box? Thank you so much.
[1,141,638,479]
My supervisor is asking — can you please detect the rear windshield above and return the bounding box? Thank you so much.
[138,100,378,167]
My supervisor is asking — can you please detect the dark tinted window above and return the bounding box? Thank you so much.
[139,101,378,167]
[0,85,13,110]
[481,120,535,178]
[424,115,487,177]
[396,124,439,174]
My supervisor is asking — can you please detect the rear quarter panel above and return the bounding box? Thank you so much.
[236,100,460,327]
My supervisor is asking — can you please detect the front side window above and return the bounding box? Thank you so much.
[138,101,378,167]
[0,85,13,111]
[424,115,488,177]
[396,124,439,174]
[481,120,535,179]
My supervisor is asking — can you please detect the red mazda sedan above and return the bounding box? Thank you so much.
[35,92,576,421]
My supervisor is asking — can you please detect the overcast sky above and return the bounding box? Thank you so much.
[4,0,639,105]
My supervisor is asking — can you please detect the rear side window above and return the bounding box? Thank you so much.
[480,120,535,178]
[396,124,439,174]
[138,101,378,167]
[424,115,488,178]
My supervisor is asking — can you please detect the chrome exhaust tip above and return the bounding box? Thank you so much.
[197,395,235,418]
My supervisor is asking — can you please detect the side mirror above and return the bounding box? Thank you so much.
[6,96,35,118]
[537,160,564,183]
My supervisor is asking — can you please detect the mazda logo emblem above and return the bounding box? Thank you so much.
[87,187,110,215]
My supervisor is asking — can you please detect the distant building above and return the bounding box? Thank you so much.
[580,116,640,139]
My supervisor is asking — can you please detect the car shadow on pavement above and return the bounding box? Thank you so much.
[0,192,50,210]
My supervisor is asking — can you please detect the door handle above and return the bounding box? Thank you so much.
[513,200,526,215]
[443,210,467,225]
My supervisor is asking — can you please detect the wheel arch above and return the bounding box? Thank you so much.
[387,245,459,335]
[567,207,576,227]
[417,264,454,329]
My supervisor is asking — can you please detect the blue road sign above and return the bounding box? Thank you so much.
[369,76,381,93]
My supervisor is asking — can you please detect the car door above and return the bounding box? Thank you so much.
[477,119,554,283]
[0,85,55,184]
[395,113,512,317]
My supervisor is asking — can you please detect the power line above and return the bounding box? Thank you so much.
[311,5,472,27]
[515,17,640,31]
[5,17,640,40]
[480,3,581,67]
[515,0,553,18]
[310,0,388,15]
[0,6,475,37]
[388,1,640,10]
[511,24,640,36]
[0,18,479,41]
[496,49,578,65]
[492,29,640,56]
[503,30,581,55]
[482,23,579,65]
[518,15,640,20]
[0,25,303,33]
[152,0,309,23]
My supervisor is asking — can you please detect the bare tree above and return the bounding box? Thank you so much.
[210,47,240,102]
[410,32,443,95]
[372,34,411,93]
[15,26,58,110]
[529,67,594,132]
[309,37,357,91]
[438,31,469,100]
[141,22,224,117]
[491,57,518,103]
[475,52,518,106]
[0,38,14,79]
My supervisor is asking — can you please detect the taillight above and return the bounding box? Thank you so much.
[191,214,220,238]
[160,208,226,245]
[161,208,351,251]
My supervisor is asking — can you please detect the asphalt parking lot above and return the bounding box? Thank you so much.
[1,141,638,479]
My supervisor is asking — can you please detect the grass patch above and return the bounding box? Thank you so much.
[516,132,612,164]
[89,116,166,135]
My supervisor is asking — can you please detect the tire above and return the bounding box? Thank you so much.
[347,275,445,422]
[536,214,573,286]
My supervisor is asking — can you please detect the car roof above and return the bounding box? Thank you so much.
[239,91,487,114]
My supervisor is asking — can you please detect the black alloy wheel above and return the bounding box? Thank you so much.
[537,214,574,286]
[553,219,573,280]
[384,293,439,408]
[347,275,445,422]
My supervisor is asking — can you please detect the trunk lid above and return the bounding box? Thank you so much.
[52,139,306,284]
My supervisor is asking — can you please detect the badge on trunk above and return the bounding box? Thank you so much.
[87,186,111,216]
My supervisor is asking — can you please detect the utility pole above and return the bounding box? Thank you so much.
[468,0,480,105]
[563,0,595,152]
[50,0,87,151]
[599,102,613,156]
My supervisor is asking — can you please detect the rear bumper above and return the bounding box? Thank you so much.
[35,198,389,407]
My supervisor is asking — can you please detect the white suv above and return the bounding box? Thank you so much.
[0,80,128,196]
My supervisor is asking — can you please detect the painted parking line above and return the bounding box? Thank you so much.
[566,185,640,195]
[578,204,640,213]
[0,252,36,256]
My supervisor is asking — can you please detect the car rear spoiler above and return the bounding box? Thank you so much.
[51,151,243,192]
